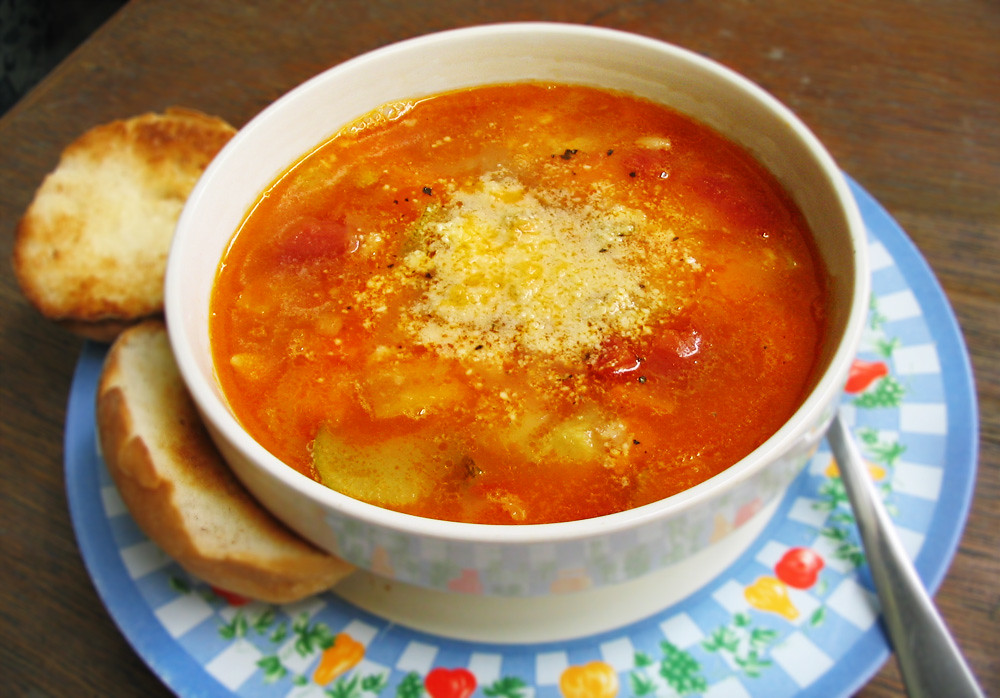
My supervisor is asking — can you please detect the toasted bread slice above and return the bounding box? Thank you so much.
[13,108,236,341]
[96,320,354,603]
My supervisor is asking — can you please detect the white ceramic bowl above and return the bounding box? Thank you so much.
[166,22,869,597]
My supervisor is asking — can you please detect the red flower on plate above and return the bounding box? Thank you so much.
[775,547,825,589]
[424,667,477,698]
[844,358,889,393]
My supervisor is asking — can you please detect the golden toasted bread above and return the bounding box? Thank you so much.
[13,108,236,341]
[96,320,354,603]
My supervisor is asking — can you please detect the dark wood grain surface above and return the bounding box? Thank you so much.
[1,1,997,695]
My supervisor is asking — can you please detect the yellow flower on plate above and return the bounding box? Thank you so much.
[559,660,619,698]
[745,575,799,621]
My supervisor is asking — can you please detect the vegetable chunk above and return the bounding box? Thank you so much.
[312,426,437,507]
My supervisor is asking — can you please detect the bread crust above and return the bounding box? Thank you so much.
[13,108,236,339]
[96,320,353,603]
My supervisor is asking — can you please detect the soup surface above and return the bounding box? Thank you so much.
[211,83,828,524]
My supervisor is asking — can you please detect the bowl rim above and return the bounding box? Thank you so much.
[166,21,871,546]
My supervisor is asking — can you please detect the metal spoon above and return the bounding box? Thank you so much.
[826,412,983,698]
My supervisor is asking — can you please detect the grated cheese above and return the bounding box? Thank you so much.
[390,173,665,362]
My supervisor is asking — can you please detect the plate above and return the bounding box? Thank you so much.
[65,177,978,698]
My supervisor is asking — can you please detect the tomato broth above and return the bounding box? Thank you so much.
[211,83,829,524]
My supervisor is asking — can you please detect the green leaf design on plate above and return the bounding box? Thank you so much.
[853,375,907,408]
[659,640,708,694]
[703,614,780,680]
[483,676,529,697]
[218,611,248,640]
[394,672,424,698]
[257,655,287,684]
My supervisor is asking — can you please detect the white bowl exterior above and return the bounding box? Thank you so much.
[166,23,869,596]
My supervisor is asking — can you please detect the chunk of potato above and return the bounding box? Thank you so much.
[490,398,551,457]
[543,407,629,462]
[229,352,270,381]
[312,425,436,507]
[361,359,467,419]
[545,409,602,461]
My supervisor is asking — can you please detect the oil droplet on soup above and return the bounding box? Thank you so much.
[211,82,829,524]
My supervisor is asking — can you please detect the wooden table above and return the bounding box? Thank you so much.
[1,1,997,695]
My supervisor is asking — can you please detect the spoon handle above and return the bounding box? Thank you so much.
[827,412,983,698]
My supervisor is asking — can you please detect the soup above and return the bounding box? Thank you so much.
[210,83,828,525]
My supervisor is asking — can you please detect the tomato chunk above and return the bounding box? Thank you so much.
[276,216,358,265]
[590,326,702,383]
[589,337,643,382]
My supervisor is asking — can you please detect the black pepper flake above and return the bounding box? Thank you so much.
[672,236,680,242]
[629,171,637,178]
[475,344,484,350]
[393,199,399,204]
[638,376,647,383]
[422,186,433,195]
[607,149,614,156]
[560,148,578,160]
[424,272,433,278]
[599,247,608,253]
[633,439,641,445]
[387,263,394,268]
